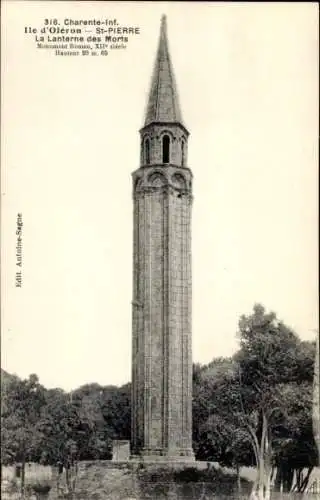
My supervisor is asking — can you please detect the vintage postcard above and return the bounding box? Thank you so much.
[1,1,319,499]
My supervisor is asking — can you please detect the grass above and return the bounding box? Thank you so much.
[2,466,54,499]
[2,464,52,484]
[2,462,319,499]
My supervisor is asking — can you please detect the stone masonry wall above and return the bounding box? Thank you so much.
[131,155,193,458]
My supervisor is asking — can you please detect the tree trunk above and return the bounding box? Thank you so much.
[21,457,26,496]
[249,475,259,500]
[71,461,78,492]
[258,413,266,495]
[274,465,282,492]
[299,466,313,492]
[264,428,272,500]
[236,464,241,492]
[66,463,71,494]
[313,333,320,465]
[249,413,272,500]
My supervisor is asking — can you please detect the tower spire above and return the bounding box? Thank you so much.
[144,15,183,127]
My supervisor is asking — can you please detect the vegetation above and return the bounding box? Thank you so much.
[1,373,46,493]
[193,304,317,498]
[1,304,318,499]
[313,333,320,464]
[1,374,131,496]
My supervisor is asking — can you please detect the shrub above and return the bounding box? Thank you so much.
[137,464,251,495]
[5,478,19,494]
[29,479,52,494]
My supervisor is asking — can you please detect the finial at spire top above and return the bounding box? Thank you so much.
[160,15,167,39]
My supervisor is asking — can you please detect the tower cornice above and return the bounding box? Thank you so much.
[140,121,190,137]
[132,164,193,177]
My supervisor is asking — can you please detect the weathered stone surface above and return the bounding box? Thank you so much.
[53,461,251,499]
[144,15,184,127]
[131,15,194,462]
[112,441,131,461]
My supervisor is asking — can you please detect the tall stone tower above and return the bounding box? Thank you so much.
[131,15,194,461]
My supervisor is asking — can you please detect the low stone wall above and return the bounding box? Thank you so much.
[60,460,250,499]
[78,459,209,472]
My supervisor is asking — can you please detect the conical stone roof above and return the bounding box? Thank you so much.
[144,15,184,127]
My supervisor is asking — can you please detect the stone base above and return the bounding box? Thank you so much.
[74,460,234,500]
[112,440,130,461]
[130,448,195,463]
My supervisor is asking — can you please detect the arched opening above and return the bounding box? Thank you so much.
[181,139,185,166]
[162,135,170,164]
[145,138,150,165]
[148,172,166,187]
[134,177,141,191]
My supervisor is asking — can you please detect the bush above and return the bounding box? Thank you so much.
[29,480,52,494]
[5,478,19,494]
[137,465,252,495]
[174,467,204,482]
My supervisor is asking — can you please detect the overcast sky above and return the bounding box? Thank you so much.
[1,1,318,391]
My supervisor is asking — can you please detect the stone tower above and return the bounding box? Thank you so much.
[131,15,194,461]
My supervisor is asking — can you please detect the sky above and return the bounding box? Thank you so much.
[1,1,319,391]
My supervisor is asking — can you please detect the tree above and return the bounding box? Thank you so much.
[192,362,209,456]
[272,382,316,492]
[234,304,315,499]
[193,305,316,499]
[193,358,254,468]
[1,374,46,494]
[72,383,113,460]
[313,332,320,465]
[34,388,89,495]
[99,383,131,443]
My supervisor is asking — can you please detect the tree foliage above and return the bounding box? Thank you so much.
[1,377,131,470]
[1,304,316,499]
[313,333,320,464]
[1,374,46,492]
[193,304,316,497]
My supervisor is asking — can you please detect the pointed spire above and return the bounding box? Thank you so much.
[144,15,184,127]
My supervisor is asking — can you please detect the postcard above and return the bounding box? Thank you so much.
[1,2,319,499]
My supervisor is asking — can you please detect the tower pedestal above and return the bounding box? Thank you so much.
[130,448,195,463]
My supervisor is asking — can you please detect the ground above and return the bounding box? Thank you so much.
[2,462,319,499]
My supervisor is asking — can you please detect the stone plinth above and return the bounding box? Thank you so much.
[112,440,130,461]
